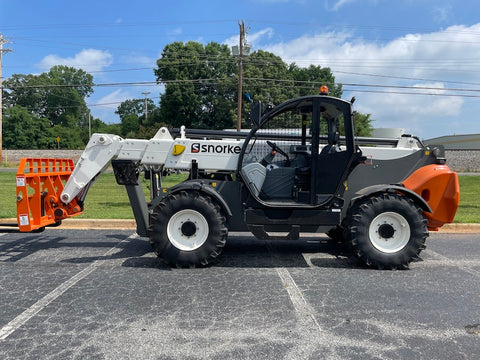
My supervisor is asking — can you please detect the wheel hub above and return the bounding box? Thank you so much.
[368,212,411,253]
[181,221,197,237]
[167,209,209,251]
[378,223,395,239]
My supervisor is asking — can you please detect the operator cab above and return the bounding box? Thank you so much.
[239,91,361,208]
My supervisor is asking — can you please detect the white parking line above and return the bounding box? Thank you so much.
[275,267,322,330]
[0,234,136,341]
[423,248,480,277]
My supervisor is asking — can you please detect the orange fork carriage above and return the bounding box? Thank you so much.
[16,158,83,232]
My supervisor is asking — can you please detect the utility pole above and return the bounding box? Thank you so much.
[142,91,150,123]
[236,20,245,132]
[0,34,12,163]
[88,111,92,138]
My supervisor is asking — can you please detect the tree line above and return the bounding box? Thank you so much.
[2,41,373,149]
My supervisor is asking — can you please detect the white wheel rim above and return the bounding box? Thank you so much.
[368,211,410,253]
[167,209,209,251]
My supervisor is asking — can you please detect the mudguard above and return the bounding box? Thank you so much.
[159,180,233,218]
[350,184,432,213]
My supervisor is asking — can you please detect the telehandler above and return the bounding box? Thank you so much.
[15,89,459,269]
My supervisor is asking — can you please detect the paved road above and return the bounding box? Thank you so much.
[0,230,479,359]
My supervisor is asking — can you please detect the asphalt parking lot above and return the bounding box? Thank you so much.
[0,229,479,359]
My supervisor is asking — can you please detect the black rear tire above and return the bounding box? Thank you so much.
[149,191,227,267]
[347,193,428,269]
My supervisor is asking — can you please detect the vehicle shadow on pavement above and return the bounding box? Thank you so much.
[61,234,171,269]
[213,235,367,269]
[66,234,368,270]
[0,230,369,270]
[0,234,72,262]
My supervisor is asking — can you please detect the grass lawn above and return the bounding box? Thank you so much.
[455,176,480,223]
[0,170,478,223]
[0,171,187,219]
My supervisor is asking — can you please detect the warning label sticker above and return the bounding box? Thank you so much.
[16,177,25,187]
[18,215,29,226]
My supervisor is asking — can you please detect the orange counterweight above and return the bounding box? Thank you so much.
[402,164,460,230]
[16,158,83,232]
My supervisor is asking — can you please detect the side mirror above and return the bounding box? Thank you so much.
[249,101,262,128]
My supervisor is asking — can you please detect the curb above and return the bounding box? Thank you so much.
[436,223,480,233]
[1,218,479,233]
[0,218,137,230]
[51,219,138,230]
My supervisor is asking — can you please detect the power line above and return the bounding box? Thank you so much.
[4,77,480,95]
[332,70,480,87]
[0,19,238,31]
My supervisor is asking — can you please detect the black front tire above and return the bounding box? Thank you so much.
[149,191,227,267]
[347,193,428,269]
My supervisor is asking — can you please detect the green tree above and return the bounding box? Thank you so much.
[116,98,166,138]
[89,117,117,134]
[243,50,292,103]
[3,73,50,118]
[120,113,140,137]
[155,41,237,129]
[44,65,93,127]
[4,65,93,127]
[116,99,148,121]
[2,66,108,148]
[289,63,342,98]
[3,106,52,149]
[152,40,372,136]
[51,123,87,149]
[352,111,374,137]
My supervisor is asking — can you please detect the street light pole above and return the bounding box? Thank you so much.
[142,91,151,123]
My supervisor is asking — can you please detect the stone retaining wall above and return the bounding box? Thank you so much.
[3,149,480,172]
[445,150,480,173]
[3,149,84,164]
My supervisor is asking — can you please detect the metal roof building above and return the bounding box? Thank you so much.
[425,134,480,150]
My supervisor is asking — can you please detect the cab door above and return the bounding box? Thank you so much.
[238,95,359,208]
[309,97,358,206]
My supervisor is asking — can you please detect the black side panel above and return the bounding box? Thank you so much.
[152,180,248,232]
[343,149,436,209]
[245,208,341,226]
[315,151,351,194]
[215,181,248,231]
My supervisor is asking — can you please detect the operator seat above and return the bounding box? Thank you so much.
[321,131,340,154]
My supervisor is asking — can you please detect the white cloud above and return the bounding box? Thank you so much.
[248,28,275,44]
[432,5,452,23]
[93,89,131,110]
[89,89,132,123]
[329,0,357,11]
[352,82,464,137]
[258,23,480,137]
[167,27,183,37]
[267,30,429,79]
[38,49,113,73]
[120,53,156,67]
[224,28,275,50]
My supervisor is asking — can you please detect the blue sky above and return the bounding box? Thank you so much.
[1,0,480,138]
